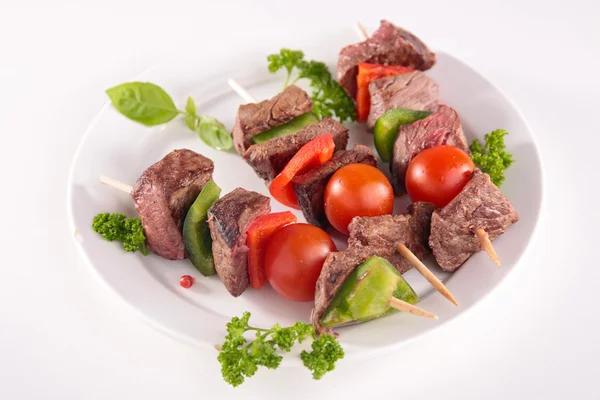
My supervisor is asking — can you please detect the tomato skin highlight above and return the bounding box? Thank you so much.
[269,134,335,209]
[324,164,394,235]
[246,212,297,290]
[405,145,475,208]
[264,223,337,302]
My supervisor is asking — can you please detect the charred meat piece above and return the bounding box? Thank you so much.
[429,169,519,272]
[367,71,439,130]
[244,117,349,184]
[391,105,469,194]
[132,149,214,260]
[207,188,271,297]
[292,145,377,228]
[348,202,435,274]
[232,85,312,155]
[337,20,436,97]
[311,246,374,335]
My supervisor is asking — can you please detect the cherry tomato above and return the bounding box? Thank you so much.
[324,164,394,234]
[264,223,337,302]
[405,145,475,208]
[180,275,195,289]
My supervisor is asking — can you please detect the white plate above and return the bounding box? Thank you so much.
[67,49,543,362]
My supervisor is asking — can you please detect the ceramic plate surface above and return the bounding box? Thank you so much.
[68,44,542,362]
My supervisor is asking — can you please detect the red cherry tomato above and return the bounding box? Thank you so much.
[180,275,194,289]
[324,164,394,234]
[264,224,337,302]
[405,145,475,208]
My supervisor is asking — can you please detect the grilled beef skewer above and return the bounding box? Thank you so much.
[391,104,470,194]
[101,149,215,260]
[348,202,459,306]
[292,144,377,228]
[207,188,271,297]
[337,20,436,98]
[232,85,312,155]
[429,169,519,271]
[244,118,349,184]
[348,202,435,274]
[367,71,439,130]
[228,81,350,185]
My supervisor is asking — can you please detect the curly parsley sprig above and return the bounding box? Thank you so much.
[217,312,344,387]
[267,49,356,123]
[470,129,514,186]
[92,212,148,255]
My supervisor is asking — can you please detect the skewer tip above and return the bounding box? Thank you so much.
[354,21,369,41]
[396,242,459,307]
[99,175,133,194]
[227,78,257,104]
[475,228,502,268]
[389,297,438,320]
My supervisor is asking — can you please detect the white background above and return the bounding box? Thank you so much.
[1,1,598,399]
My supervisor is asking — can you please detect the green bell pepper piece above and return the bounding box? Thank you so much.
[373,108,432,162]
[321,255,419,327]
[252,112,318,144]
[183,179,221,276]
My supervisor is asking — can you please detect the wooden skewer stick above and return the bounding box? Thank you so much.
[396,243,459,306]
[227,78,257,104]
[99,175,133,194]
[355,21,369,41]
[389,297,438,319]
[475,228,501,268]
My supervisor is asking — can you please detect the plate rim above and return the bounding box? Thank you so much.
[66,49,545,362]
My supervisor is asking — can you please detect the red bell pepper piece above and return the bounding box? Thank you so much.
[269,134,335,209]
[247,211,297,289]
[356,63,414,122]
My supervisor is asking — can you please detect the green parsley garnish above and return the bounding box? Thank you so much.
[470,129,514,186]
[92,212,148,255]
[217,312,344,387]
[267,49,356,123]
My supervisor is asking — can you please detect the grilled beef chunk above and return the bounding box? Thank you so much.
[391,105,469,194]
[292,145,377,228]
[232,85,312,155]
[311,202,435,334]
[132,149,214,260]
[311,246,374,335]
[207,188,271,297]
[367,71,439,130]
[337,20,436,97]
[244,117,349,184]
[348,202,435,274]
[429,169,519,272]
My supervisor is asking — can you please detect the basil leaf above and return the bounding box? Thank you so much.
[106,82,180,126]
[185,96,197,114]
[185,113,199,131]
[197,116,233,150]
